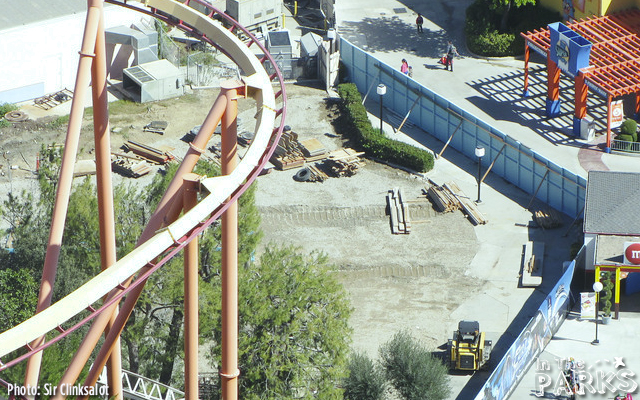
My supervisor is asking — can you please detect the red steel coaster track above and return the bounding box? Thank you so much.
[0,1,286,399]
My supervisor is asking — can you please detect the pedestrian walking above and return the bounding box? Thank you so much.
[416,13,423,33]
[401,59,409,74]
[445,41,459,72]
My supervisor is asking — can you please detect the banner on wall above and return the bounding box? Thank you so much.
[611,100,624,129]
[473,261,575,400]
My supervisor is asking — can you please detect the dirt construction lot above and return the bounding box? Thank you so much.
[2,82,563,398]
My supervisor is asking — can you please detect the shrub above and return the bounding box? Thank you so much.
[337,83,434,173]
[0,102,18,116]
[600,271,614,317]
[620,118,638,140]
[379,331,451,400]
[465,0,560,57]
[343,352,386,400]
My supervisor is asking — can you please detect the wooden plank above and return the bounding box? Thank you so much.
[394,189,405,233]
[387,192,399,234]
[444,182,488,225]
[398,188,411,234]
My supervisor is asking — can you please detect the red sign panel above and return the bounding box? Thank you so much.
[624,242,640,265]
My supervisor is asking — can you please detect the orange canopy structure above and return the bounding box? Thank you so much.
[521,9,640,151]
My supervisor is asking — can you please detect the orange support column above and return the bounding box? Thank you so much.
[606,95,612,152]
[24,2,102,395]
[573,71,589,138]
[523,44,530,97]
[546,54,561,118]
[183,175,200,400]
[220,80,242,400]
[635,93,640,119]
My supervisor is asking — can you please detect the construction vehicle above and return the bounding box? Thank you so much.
[447,320,492,371]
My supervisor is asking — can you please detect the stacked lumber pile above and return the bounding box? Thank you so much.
[123,140,174,164]
[299,138,327,161]
[324,148,364,177]
[533,208,562,229]
[111,154,152,178]
[387,188,411,234]
[270,129,305,170]
[425,181,488,225]
[426,185,458,213]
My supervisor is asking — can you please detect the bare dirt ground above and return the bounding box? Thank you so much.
[0,83,482,388]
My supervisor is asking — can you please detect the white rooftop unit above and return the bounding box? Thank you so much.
[226,0,281,33]
[122,59,184,103]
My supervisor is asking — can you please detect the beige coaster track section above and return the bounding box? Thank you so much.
[0,0,284,365]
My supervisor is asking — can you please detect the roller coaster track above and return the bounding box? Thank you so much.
[0,0,286,398]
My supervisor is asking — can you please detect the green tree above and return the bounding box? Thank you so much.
[489,0,536,32]
[343,352,386,400]
[379,331,450,400]
[204,245,352,399]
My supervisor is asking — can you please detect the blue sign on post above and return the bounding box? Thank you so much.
[548,22,592,76]
[547,22,592,121]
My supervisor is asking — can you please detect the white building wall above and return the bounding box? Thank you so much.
[0,5,153,103]
[584,233,597,271]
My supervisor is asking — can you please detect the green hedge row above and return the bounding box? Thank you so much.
[337,83,434,173]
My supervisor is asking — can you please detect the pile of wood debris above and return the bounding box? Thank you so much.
[426,180,488,225]
[296,148,365,182]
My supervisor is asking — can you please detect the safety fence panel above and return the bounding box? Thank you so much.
[340,38,586,218]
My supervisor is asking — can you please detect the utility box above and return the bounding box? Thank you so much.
[266,30,293,79]
[122,59,184,103]
[226,0,281,33]
[580,116,595,141]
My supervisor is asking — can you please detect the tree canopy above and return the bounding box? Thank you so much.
[0,146,352,397]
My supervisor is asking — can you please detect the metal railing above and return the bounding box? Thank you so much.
[611,138,640,154]
[97,367,185,400]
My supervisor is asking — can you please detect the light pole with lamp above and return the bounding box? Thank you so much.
[377,84,386,134]
[475,146,485,203]
[592,281,603,345]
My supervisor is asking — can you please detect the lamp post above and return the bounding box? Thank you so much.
[377,84,386,134]
[592,281,603,345]
[475,146,485,203]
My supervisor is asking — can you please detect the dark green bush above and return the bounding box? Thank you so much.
[465,0,561,57]
[379,331,451,400]
[337,83,434,173]
[620,118,638,139]
[343,352,386,400]
[0,102,18,116]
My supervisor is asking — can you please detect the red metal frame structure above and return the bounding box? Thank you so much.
[522,9,640,152]
[0,1,287,400]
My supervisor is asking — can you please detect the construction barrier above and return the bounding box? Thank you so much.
[339,38,586,219]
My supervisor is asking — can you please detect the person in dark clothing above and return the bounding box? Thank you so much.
[416,14,423,33]
[445,41,459,71]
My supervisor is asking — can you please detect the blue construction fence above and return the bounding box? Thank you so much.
[339,38,586,218]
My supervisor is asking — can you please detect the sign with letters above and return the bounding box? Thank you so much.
[624,242,640,265]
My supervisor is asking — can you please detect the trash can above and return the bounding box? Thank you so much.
[580,116,595,141]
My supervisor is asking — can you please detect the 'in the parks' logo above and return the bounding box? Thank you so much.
[535,357,637,398]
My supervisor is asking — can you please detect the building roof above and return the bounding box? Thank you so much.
[584,170,640,235]
[0,0,91,31]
